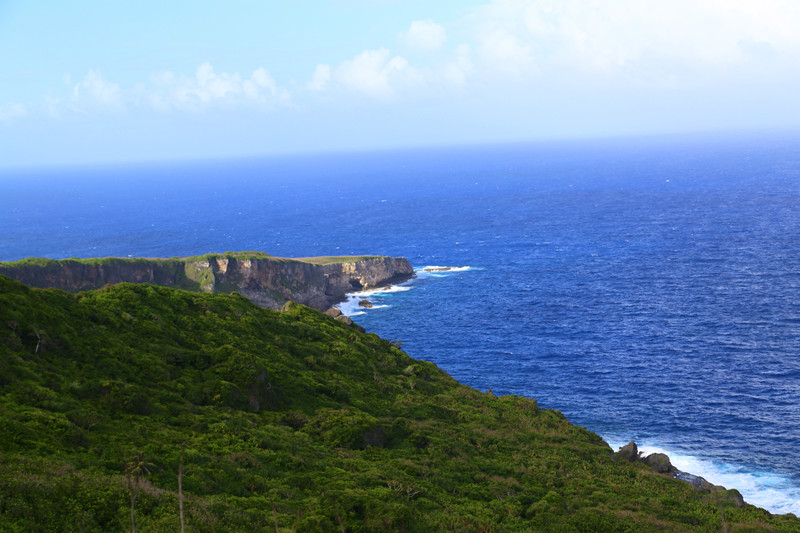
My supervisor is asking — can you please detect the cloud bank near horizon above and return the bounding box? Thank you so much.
[9,0,800,116]
[3,0,800,165]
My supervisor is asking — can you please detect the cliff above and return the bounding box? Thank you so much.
[0,251,414,310]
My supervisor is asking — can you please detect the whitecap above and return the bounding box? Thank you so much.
[417,265,472,272]
[368,285,412,294]
[415,265,473,278]
[336,295,370,316]
[336,284,409,316]
[335,265,473,316]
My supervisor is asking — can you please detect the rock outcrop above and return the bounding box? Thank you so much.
[614,441,639,462]
[643,452,673,473]
[614,442,747,508]
[0,252,414,311]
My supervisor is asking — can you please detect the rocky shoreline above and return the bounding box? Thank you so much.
[614,441,747,508]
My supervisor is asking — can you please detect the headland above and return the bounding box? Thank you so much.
[0,251,414,311]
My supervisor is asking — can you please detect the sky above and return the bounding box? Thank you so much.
[2,0,800,167]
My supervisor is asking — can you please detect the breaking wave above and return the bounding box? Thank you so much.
[605,439,800,515]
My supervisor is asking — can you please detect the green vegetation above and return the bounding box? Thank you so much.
[0,274,797,532]
[0,251,382,270]
[0,256,167,269]
[294,256,384,265]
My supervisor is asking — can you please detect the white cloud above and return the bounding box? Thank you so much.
[15,0,800,129]
[443,44,474,87]
[195,62,237,100]
[307,64,331,91]
[467,0,800,85]
[333,48,422,99]
[147,62,289,111]
[22,63,292,119]
[401,19,447,52]
[243,67,284,102]
[72,69,122,107]
[0,102,26,121]
[477,27,536,77]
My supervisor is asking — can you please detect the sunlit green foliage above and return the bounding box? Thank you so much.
[0,251,383,270]
[293,256,385,265]
[0,275,797,532]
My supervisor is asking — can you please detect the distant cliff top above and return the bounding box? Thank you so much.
[0,251,414,311]
[0,251,386,269]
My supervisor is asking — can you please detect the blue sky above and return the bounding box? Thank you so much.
[2,0,800,167]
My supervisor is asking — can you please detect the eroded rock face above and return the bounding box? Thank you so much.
[618,442,748,508]
[0,254,414,311]
[615,442,639,462]
[320,257,414,304]
[644,453,673,473]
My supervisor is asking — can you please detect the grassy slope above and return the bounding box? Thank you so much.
[0,275,797,533]
[293,256,387,265]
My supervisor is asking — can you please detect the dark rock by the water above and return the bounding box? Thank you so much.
[615,441,639,462]
[644,453,673,473]
[358,299,373,308]
[675,472,716,492]
[673,472,745,506]
[620,442,748,508]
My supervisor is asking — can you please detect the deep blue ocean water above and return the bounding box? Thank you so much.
[2,133,799,513]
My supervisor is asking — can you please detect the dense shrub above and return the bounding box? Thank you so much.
[1,275,798,532]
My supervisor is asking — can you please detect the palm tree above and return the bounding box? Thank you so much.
[124,452,153,533]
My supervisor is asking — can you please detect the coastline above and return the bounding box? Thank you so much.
[606,439,800,516]
[341,265,800,516]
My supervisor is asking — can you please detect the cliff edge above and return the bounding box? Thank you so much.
[0,251,414,310]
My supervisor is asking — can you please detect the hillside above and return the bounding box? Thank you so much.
[0,275,797,532]
[0,252,414,311]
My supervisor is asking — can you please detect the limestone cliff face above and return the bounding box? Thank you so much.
[0,254,414,311]
[320,257,415,304]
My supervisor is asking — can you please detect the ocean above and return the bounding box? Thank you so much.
[2,132,799,514]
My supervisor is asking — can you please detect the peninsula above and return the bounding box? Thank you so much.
[0,251,414,311]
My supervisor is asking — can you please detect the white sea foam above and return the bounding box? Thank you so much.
[336,294,379,317]
[369,285,412,294]
[417,265,472,273]
[415,265,473,278]
[606,438,800,515]
[336,285,409,316]
[335,265,473,316]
